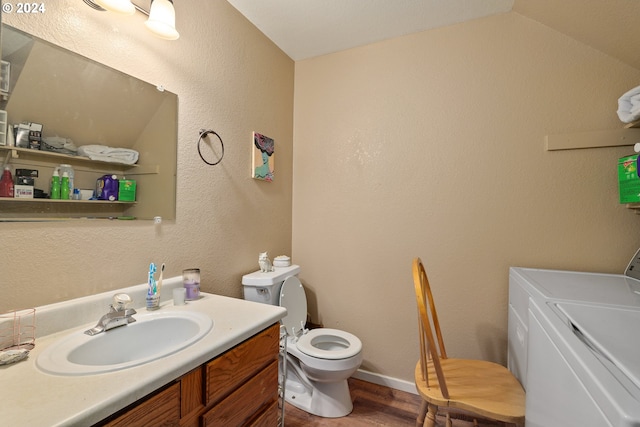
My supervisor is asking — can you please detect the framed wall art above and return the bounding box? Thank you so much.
[252,132,274,181]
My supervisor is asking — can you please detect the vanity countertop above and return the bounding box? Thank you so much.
[0,277,287,427]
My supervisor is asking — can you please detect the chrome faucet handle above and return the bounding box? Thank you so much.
[112,293,132,311]
[84,294,135,336]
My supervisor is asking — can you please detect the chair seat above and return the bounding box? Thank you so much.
[415,358,525,423]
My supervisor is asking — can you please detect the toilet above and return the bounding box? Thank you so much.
[242,264,363,418]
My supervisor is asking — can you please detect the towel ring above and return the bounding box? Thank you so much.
[197,129,224,166]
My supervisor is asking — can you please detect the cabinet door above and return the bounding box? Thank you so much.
[205,323,279,406]
[202,361,278,427]
[100,382,180,427]
[180,366,205,426]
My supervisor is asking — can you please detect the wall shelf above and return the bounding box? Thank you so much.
[626,203,640,212]
[0,198,135,204]
[0,145,139,171]
[0,146,146,219]
[546,128,640,151]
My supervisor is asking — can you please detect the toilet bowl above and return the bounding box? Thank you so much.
[242,265,363,418]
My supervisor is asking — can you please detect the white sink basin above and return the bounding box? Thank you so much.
[37,310,213,376]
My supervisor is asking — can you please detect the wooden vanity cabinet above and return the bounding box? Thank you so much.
[96,323,280,427]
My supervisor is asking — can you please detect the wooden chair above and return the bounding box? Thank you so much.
[412,257,525,427]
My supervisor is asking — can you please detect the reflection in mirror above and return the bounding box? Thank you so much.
[0,24,177,221]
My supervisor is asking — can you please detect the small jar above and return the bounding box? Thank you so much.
[183,268,200,301]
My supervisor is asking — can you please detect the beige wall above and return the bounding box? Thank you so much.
[1,1,294,310]
[4,3,640,390]
[292,12,640,383]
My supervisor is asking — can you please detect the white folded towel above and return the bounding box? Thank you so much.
[629,93,640,116]
[617,85,640,123]
[77,145,139,165]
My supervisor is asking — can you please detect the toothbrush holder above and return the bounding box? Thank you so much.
[146,294,160,311]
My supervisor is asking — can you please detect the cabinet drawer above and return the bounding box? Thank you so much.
[202,360,278,427]
[205,323,279,405]
[100,382,180,427]
[247,399,279,427]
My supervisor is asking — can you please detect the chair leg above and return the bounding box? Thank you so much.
[424,404,438,427]
[445,412,452,427]
[416,401,428,427]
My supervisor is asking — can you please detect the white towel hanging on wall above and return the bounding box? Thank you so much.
[617,85,640,124]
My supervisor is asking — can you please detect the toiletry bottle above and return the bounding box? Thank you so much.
[0,166,14,198]
[58,164,74,199]
[50,169,61,199]
[60,171,70,199]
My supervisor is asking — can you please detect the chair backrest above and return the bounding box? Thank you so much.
[413,257,450,399]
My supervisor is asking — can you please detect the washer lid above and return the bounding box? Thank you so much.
[279,276,307,337]
[514,268,640,308]
[556,302,640,390]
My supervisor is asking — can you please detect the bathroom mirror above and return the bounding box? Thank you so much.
[0,24,177,221]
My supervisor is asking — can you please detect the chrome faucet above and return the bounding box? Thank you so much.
[84,293,137,336]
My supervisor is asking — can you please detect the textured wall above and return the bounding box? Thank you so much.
[1,1,294,311]
[4,2,640,390]
[292,12,640,383]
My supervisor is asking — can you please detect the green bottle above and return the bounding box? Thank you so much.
[50,169,61,199]
[61,171,70,200]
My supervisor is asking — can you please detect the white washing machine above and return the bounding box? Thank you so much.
[508,252,640,427]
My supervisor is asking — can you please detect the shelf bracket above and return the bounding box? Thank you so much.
[2,148,20,166]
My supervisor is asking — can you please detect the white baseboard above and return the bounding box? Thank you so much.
[352,369,418,395]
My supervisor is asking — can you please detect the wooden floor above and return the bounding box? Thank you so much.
[283,378,421,427]
[283,378,516,427]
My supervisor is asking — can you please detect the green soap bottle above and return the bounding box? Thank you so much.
[50,169,61,199]
[61,171,70,199]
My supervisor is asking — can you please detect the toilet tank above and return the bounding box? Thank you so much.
[241,264,301,306]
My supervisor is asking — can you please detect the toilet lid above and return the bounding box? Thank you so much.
[279,276,307,337]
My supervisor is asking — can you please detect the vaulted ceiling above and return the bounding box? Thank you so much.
[226,0,640,70]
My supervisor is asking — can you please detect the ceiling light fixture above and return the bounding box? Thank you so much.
[144,0,179,40]
[83,0,179,40]
[93,0,135,15]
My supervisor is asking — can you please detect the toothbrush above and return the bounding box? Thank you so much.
[148,263,157,295]
[157,263,165,297]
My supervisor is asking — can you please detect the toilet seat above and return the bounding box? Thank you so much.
[279,276,308,337]
[296,328,362,360]
[279,276,362,360]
